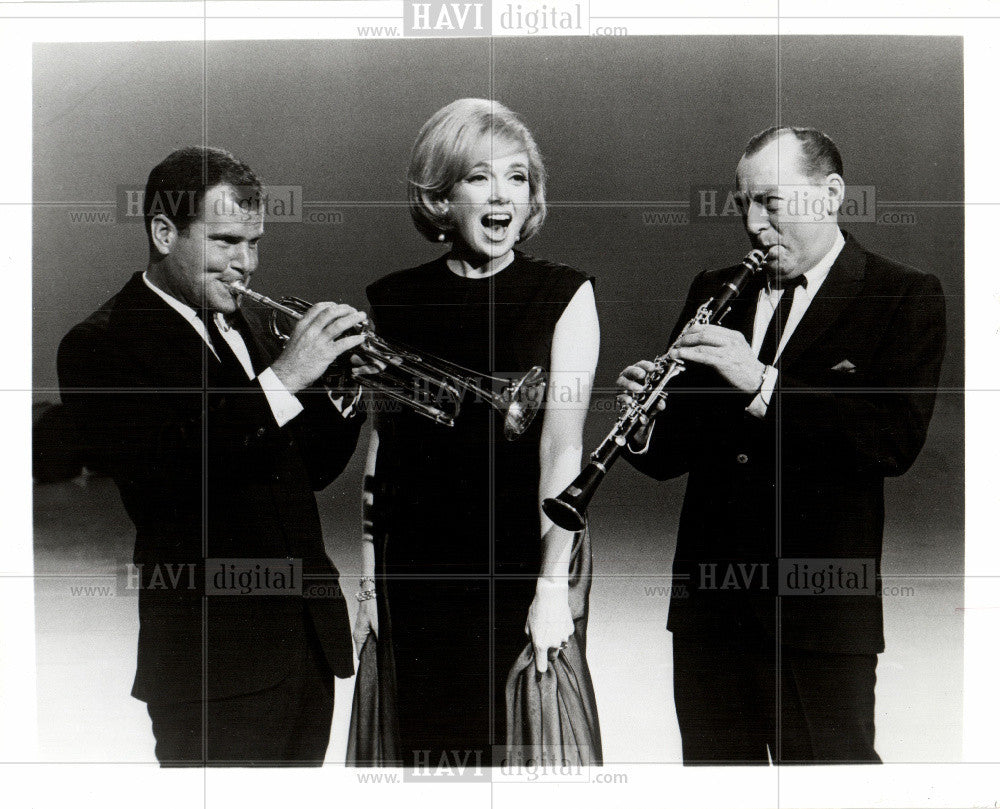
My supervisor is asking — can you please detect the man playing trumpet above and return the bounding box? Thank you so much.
[618,127,945,763]
[58,147,367,765]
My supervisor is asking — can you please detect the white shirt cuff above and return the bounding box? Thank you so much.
[627,422,656,455]
[257,367,304,427]
[745,365,779,419]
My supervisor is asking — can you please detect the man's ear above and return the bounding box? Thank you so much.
[149,214,178,256]
[825,173,846,215]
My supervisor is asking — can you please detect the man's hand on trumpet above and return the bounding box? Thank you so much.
[350,350,400,377]
[269,303,368,395]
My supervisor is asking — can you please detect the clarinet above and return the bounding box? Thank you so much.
[542,249,767,532]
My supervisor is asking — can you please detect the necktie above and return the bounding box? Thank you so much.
[757,274,807,367]
[200,310,248,382]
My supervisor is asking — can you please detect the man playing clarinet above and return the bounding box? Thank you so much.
[618,127,946,764]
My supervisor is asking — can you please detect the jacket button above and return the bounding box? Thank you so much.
[256,427,266,438]
[736,453,749,464]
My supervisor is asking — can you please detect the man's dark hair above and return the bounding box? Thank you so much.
[143,146,263,251]
[743,126,844,179]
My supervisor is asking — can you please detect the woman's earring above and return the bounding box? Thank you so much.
[437,200,449,240]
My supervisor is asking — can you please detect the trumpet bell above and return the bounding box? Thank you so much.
[500,365,546,439]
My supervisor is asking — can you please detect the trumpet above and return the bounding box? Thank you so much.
[542,249,767,531]
[227,282,547,440]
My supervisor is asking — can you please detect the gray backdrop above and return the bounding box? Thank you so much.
[33,34,964,559]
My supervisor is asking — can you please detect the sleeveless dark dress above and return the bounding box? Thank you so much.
[366,251,591,765]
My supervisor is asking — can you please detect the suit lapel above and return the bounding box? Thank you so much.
[115,273,223,387]
[117,273,278,384]
[778,232,867,368]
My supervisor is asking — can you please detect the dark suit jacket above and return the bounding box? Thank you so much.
[58,272,362,703]
[625,233,946,654]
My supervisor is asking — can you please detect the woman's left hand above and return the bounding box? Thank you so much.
[525,578,574,674]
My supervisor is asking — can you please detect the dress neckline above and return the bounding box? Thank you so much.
[440,251,521,281]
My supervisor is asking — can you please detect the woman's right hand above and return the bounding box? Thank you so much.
[353,596,379,654]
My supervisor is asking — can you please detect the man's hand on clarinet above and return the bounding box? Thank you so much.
[666,323,766,394]
[616,359,665,449]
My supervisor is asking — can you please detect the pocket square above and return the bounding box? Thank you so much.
[831,360,857,373]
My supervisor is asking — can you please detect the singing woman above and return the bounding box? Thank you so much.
[351,98,600,764]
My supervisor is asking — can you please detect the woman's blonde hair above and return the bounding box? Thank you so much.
[407,98,547,243]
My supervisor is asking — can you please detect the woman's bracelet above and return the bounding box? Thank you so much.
[357,576,376,602]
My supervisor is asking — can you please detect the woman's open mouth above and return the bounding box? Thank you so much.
[481,212,513,238]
